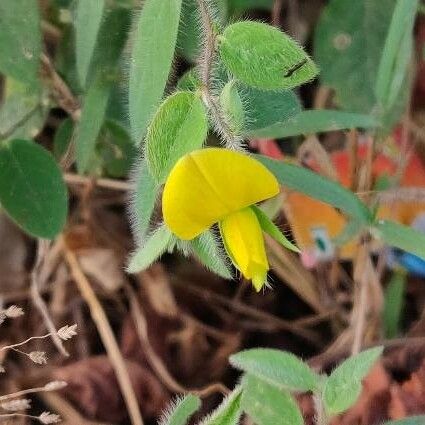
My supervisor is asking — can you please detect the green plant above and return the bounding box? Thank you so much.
[128,0,425,292]
[157,346,399,425]
[1,0,425,422]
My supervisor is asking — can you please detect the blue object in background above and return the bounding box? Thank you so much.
[398,252,425,278]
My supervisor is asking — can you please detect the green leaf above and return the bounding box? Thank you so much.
[0,86,46,142]
[374,219,425,260]
[384,417,425,425]
[241,86,301,134]
[375,0,418,111]
[383,269,406,338]
[177,69,202,92]
[0,139,68,239]
[0,0,41,86]
[241,375,304,425]
[98,121,137,178]
[160,394,201,425]
[177,0,227,62]
[75,0,105,87]
[228,0,273,16]
[127,224,174,273]
[315,0,395,112]
[190,231,233,280]
[251,205,300,253]
[230,348,321,392]
[256,155,372,223]
[130,159,159,244]
[145,91,208,183]
[246,110,379,138]
[85,6,130,85]
[76,76,112,174]
[199,387,242,425]
[53,118,74,160]
[314,0,408,129]
[219,21,318,90]
[129,0,182,142]
[220,81,245,134]
[323,347,383,416]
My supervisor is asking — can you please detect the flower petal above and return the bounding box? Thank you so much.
[162,148,279,239]
[220,208,269,291]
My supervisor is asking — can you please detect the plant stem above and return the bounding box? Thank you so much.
[313,395,328,425]
[0,334,51,351]
[0,384,57,402]
[195,0,244,150]
[196,0,216,90]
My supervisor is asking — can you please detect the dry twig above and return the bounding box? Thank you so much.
[63,244,144,425]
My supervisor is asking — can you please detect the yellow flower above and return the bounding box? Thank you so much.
[162,148,279,291]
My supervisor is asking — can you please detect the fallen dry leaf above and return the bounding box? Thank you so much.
[52,355,168,421]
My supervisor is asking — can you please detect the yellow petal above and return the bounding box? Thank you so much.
[220,208,269,291]
[162,148,279,239]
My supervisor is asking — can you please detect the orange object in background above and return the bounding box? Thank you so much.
[253,136,425,267]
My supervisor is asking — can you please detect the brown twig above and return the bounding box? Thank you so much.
[41,392,112,425]
[31,239,69,357]
[271,0,283,27]
[310,336,425,371]
[64,173,133,192]
[171,280,323,345]
[125,284,229,397]
[63,244,144,425]
[40,53,80,121]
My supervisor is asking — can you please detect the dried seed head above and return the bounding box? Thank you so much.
[4,305,24,318]
[57,324,77,341]
[44,381,67,391]
[1,398,31,411]
[39,411,61,424]
[29,351,47,365]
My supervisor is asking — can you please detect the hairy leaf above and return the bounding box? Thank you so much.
[241,375,304,425]
[219,21,318,90]
[241,86,301,133]
[129,0,182,142]
[190,231,233,280]
[199,387,242,425]
[130,159,159,244]
[160,395,201,425]
[145,91,208,183]
[127,224,174,273]
[323,347,383,416]
[220,81,245,134]
[230,348,321,392]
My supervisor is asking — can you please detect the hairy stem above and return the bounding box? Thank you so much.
[195,0,244,150]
